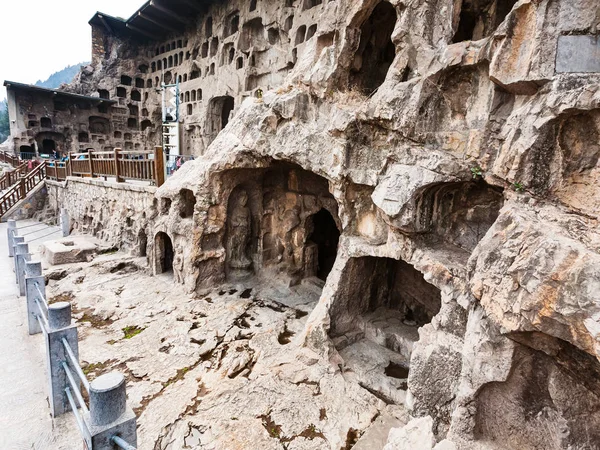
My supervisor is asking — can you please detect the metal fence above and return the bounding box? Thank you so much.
[7,218,138,450]
[165,154,194,177]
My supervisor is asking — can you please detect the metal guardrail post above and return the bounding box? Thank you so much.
[25,261,45,335]
[15,242,31,296]
[86,372,137,450]
[7,219,16,257]
[60,208,70,237]
[45,302,79,417]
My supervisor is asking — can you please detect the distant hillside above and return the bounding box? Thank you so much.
[0,99,8,143]
[34,63,88,89]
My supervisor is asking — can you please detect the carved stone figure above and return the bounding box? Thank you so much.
[228,190,252,270]
[277,204,301,269]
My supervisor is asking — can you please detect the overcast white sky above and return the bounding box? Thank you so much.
[0,0,144,100]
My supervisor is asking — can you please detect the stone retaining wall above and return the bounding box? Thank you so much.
[46,178,157,254]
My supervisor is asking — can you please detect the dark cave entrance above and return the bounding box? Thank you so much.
[452,0,518,43]
[179,189,196,219]
[329,256,442,404]
[208,96,235,134]
[221,96,235,129]
[155,232,174,274]
[350,1,397,95]
[139,230,148,258]
[19,145,34,159]
[307,209,340,281]
[41,139,56,156]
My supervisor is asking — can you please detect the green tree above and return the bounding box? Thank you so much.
[0,100,9,143]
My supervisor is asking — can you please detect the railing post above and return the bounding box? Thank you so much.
[68,152,72,177]
[12,236,25,278]
[25,261,45,335]
[61,208,70,237]
[89,151,94,178]
[87,372,137,450]
[46,302,79,417]
[7,219,16,257]
[154,146,165,187]
[15,242,31,296]
[114,148,123,183]
[19,176,26,199]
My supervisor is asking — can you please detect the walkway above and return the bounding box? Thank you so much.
[0,220,79,450]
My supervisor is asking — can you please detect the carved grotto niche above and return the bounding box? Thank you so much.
[329,256,442,404]
[221,162,341,285]
[226,188,253,277]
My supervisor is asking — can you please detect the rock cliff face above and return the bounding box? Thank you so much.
[147,0,600,448]
[44,0,600,448]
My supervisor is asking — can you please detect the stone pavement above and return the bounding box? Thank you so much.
[0,220,80,450]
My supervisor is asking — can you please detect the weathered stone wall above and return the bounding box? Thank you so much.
[46,178,157,256]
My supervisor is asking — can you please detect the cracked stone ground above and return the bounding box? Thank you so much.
[46,252,407,449]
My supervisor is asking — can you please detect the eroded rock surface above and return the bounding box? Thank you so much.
[11,0,600,448]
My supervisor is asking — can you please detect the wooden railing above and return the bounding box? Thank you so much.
[48,147,165,187]
[0,150,20,167]
[0,161,41,191]
[0,161,46,217]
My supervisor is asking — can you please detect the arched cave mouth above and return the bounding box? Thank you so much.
[329,256,442,404]
[219,162,341,291]
[350,1,397,95]
[154,232,174,275]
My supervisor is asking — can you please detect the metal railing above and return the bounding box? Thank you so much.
[165,154,194,176]
[7,219,139,450]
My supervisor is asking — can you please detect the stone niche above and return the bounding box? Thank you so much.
[415,181,504,252]
[329,256,442,404]
[350,0,398,95]
[154,231,175,275]
[452,0,518,43]
[475,332,600,449]
[222,163,340,284]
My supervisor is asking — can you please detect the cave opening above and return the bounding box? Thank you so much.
[41,139,56,156]
[179,189,196,219]
[19,145,34,159]
[350,1,397,95]
[155,232,174,274]
[139,230,148,258]
[306,209,340,281]
[452,0,518,43]
[221,162,340,290]
[329,256,442,404]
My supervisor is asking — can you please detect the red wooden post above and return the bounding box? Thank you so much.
[89,151,94,178]
[154,146,165,187]
[114,148,123,183]
[19,177,26,200]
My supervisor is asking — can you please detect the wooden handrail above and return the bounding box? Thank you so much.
[0,161,46,218]
[46,147,165,186]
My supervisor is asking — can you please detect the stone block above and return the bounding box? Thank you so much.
[41,236,100,265]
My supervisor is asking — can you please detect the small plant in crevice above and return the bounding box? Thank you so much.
[122,325,145,339]
[512,181,525,192]
[470,166,483,179]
